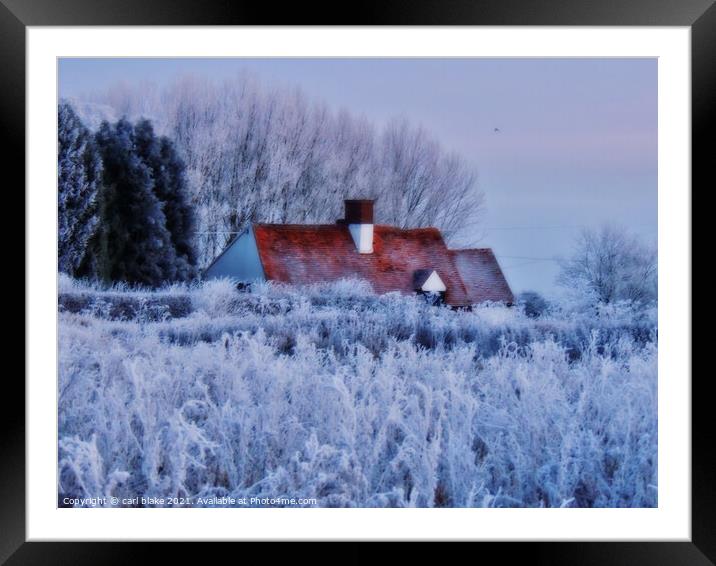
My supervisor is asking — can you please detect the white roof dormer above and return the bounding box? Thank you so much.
[413,269,447,293]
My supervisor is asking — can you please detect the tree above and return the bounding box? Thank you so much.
[90,118,177,286]
[58,102,102,275]
[134,119,197,280]
[376,118,482,241]
[557,225,657,306]
[74,74,486,266]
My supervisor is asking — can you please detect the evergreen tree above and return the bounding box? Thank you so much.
[91,118,177,286]
[58,102,102,275]
[134,119,197,280]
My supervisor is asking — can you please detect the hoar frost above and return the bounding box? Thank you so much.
[58,277,657,508]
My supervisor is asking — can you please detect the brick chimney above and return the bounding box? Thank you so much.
[344,199,374,254]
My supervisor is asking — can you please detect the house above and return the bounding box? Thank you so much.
[204,199,513,307]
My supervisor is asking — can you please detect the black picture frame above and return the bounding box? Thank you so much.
[6,0,710,562]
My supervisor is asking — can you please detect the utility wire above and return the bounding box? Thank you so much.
[489,224,657,231]
[194,231,243,234]
[192,233,562,263]
[495,255,560,262]
[501,259,553,269]
[488,226,581,230]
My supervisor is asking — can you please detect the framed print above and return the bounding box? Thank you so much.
[7,0,712,562]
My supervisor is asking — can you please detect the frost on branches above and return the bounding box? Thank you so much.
[58,102,102,275]
[58,277,657,508]
[68,73,485,266]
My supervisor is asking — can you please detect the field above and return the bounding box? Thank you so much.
[58,277,657,508]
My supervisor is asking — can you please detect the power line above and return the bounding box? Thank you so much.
[190,235,561,263]
[501,259,554,269]
[496,255,560,262]
[489,224,657,231]
[488,226,581,231]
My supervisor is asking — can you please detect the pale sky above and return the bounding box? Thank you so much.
[59,58,657,296]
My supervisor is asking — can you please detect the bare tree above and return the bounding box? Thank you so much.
[558,225,657,306]
[74,73,485,266]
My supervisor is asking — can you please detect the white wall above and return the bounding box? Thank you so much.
[422,271,447,293]
[348,223,374,254]
[204,226,266,281]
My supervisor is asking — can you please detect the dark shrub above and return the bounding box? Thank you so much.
[518,291,550,319]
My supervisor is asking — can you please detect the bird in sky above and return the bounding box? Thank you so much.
[494,127,501,133]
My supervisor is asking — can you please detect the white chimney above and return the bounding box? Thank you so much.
[344,199,374,254]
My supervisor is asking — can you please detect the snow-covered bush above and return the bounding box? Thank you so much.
[58,279,657,508]
[190,277,241,317]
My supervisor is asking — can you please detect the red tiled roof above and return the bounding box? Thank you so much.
[450,248,514,305]
[253,224,473,306]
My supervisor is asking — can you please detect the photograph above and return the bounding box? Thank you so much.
[56,57,658,509]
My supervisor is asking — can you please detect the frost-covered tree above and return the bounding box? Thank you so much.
[89,118,177,286]
[58,102,103,275]
[558,225,657,306]
[72,73,485,266]
[134,119,197,280]
[377,118,482,240]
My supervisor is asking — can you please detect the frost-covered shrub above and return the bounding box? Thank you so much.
[58,272,80,294]
[58,278,657,508]
[190,277,242,317]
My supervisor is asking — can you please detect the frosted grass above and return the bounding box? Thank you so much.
[58,277,657,508]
